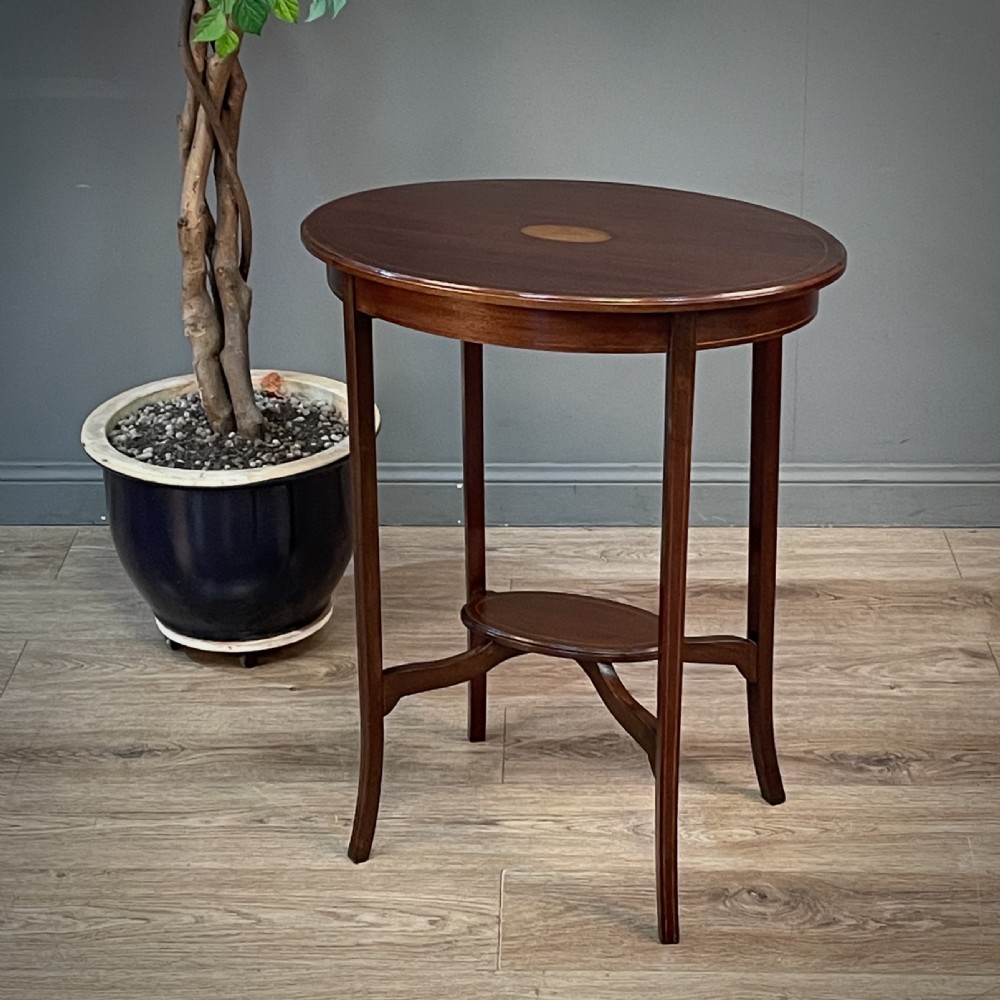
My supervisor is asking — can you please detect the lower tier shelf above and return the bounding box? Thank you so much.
[461,590,660,663]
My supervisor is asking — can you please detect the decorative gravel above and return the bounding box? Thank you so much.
[109,391,348,471]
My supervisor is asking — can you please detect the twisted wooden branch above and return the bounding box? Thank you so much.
[178,0,252,279]
[177,0,265,437]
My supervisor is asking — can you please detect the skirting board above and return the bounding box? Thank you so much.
[1,461,998,526]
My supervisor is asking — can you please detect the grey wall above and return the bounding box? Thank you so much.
[2,0,998,525]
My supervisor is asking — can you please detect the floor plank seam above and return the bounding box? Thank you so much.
[989,642,1000,682]
[968,837,986,945]
[53,529,80,581]
[0,640,27,702]
[943,530,964,579]
[500,707,508,784]
[495,868,506,972]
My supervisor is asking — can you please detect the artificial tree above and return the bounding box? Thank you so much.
[176,0,346,441]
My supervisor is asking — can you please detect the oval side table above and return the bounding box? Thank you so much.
[301,179,847,944]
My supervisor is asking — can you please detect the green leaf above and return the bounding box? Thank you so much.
[306,0,327,22]
[272,0,299,23]
[329,0,346,16]
[192,6,228,42]
[232,0,270,34]
[215,28,241,57]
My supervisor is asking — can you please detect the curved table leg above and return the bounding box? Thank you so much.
[577,659,656,769]
[463,341,489,742]
[655,320,696,945]
[349,712,384,864]
[343,278,386,863]
[747,337,786,806]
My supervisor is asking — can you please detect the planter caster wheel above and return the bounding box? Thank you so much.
[163,633,258,666]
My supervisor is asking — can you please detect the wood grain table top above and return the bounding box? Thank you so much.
[301,179,847,313]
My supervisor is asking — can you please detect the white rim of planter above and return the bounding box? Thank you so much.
[155,600,335,654]
[81,370,378,488]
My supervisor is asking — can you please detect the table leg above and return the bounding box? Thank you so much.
[655,319,696,945]
[747,337,786,806]
[343,276,386,863]
[462,341,488,742]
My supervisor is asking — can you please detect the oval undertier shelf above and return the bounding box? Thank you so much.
[461,590,660,662]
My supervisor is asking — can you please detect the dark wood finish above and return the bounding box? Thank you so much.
[655,318,698,944]
[463,342,488,742]
[577,659,657,768]
[746,337,787,806]
[342,277,385,865]
[301,179,845,944]
[383,642,521,715]
[682,635,757,682]
[335,273,821,353]
[462,591,660,662]
[303,180,845,314]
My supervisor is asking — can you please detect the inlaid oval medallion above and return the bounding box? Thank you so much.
[520,224,612,243]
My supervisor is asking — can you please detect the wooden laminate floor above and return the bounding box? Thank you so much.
[0,526,998,999]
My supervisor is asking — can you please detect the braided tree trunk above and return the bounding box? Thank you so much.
[177,0,264,438]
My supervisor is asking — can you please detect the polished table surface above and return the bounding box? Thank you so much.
[302,179,846,945]
[302,179,844,311]
[302,179,845,349]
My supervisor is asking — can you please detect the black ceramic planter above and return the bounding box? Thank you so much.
[82,371,378,651]
[102,460,351,643]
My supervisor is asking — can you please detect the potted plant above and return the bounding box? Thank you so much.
[81,0,375,662]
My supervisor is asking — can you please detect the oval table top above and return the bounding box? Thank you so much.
[301,179,846,313]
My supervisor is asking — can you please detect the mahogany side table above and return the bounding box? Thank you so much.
[301,179,846,944]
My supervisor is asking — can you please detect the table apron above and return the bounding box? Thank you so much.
[327,267,818,352]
